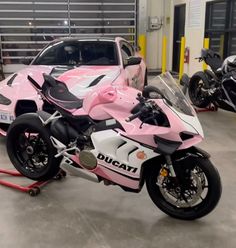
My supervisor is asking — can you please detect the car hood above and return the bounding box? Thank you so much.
[57,65,122,97]
[0,65,121,100]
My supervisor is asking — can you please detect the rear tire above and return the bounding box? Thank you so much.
[146,157,222,220]
[7,113,61,181]
[188,71,211,108]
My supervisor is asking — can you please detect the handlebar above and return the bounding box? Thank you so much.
[125,102,157,123]
[125,111,143,122]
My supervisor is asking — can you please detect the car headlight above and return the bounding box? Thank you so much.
[0,94,11,105]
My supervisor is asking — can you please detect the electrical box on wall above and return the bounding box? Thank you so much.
[148,16,163,31]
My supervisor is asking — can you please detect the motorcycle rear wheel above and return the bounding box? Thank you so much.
[7,113,61,181]
[188,71,211,108]
[146,157,222,220]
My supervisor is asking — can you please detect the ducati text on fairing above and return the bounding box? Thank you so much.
[97,153,138,174]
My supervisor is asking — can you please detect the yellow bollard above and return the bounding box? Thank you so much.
[179,36,186,81]
[162,36,167,74]
[138,34,147,60]
[203,38,210,71]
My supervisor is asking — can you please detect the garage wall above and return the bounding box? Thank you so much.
[145,0,216,75]
[145,0,171,70]
[168,0,215,76]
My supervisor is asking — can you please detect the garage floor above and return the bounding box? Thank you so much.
[0,109,235,248]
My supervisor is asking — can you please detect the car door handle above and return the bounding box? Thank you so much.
[176,40,181,43]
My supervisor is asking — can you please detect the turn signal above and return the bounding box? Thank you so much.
[160,168,169,177]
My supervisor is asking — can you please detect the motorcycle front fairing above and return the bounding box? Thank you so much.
[81,72,204,149]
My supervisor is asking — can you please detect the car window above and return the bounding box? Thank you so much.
[32,41,119,66]
[121,42,135,63]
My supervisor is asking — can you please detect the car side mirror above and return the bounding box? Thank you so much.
[124,56,142,67]
[21,58,33,65]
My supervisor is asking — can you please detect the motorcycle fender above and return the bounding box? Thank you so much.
[174,146,210,161]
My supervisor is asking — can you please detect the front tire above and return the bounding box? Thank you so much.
[7,113,61,181]
[146,157,222,220]
[188,71,211,108]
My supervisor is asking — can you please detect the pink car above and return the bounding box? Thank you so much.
[0,37,147,135]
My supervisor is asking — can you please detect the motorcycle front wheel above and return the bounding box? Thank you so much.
[188,71,211,108]
[7,113,61,181]
[146,157,222,220]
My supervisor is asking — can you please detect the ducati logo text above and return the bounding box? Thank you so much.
[97,153,138,173]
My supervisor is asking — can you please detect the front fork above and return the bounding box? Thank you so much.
[165,155,177,177]
[157,155,177,186]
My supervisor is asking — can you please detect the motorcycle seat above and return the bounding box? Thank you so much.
[42,74,83,110]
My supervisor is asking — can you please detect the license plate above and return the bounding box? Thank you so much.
[0,112,14,124]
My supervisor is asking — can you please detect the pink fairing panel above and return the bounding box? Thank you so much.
[87,86,139,120]
[80,85,118,119]
[71,154,140,189]
[94,165,140,189]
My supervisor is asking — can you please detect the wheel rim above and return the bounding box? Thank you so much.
[14,127,50,174]
[158,165,208,208]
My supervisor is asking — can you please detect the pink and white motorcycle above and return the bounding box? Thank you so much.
[6,72,221,220]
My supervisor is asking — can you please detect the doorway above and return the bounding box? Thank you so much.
[172,4,186,72]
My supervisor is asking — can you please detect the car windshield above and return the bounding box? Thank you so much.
[149,72,194,116]
[32,40,119,66]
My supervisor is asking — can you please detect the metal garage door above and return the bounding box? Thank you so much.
[0,0,137,74]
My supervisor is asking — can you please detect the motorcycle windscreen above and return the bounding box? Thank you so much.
[222,79,236,111]
[149,72,195,116]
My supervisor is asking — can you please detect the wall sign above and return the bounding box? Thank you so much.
[188,0,202,28]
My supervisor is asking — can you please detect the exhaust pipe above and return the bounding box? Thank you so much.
[60,158,99,183]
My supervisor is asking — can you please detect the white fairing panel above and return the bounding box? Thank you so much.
[170,107,204,137]
[90,130,158,179]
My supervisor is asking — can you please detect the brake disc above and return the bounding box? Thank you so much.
[159,172,204,208]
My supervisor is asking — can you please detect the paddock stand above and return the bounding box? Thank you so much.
[194,104,218,113]
[0,169,66,196]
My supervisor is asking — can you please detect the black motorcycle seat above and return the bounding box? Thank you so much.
[206,57,223,73]
[42,74,83,110]
[46,86,83,110]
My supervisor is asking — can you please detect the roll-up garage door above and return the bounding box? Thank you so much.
[0,0,137,74]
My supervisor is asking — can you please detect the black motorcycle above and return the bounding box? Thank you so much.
[186,49,236,112]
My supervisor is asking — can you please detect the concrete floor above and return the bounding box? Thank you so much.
[0,109,236,248]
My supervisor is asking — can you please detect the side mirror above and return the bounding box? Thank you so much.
[124,56,142,67]
[142,85,164,99]
[21,57,33,65]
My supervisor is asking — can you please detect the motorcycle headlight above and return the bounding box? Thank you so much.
[0,94,11,105]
